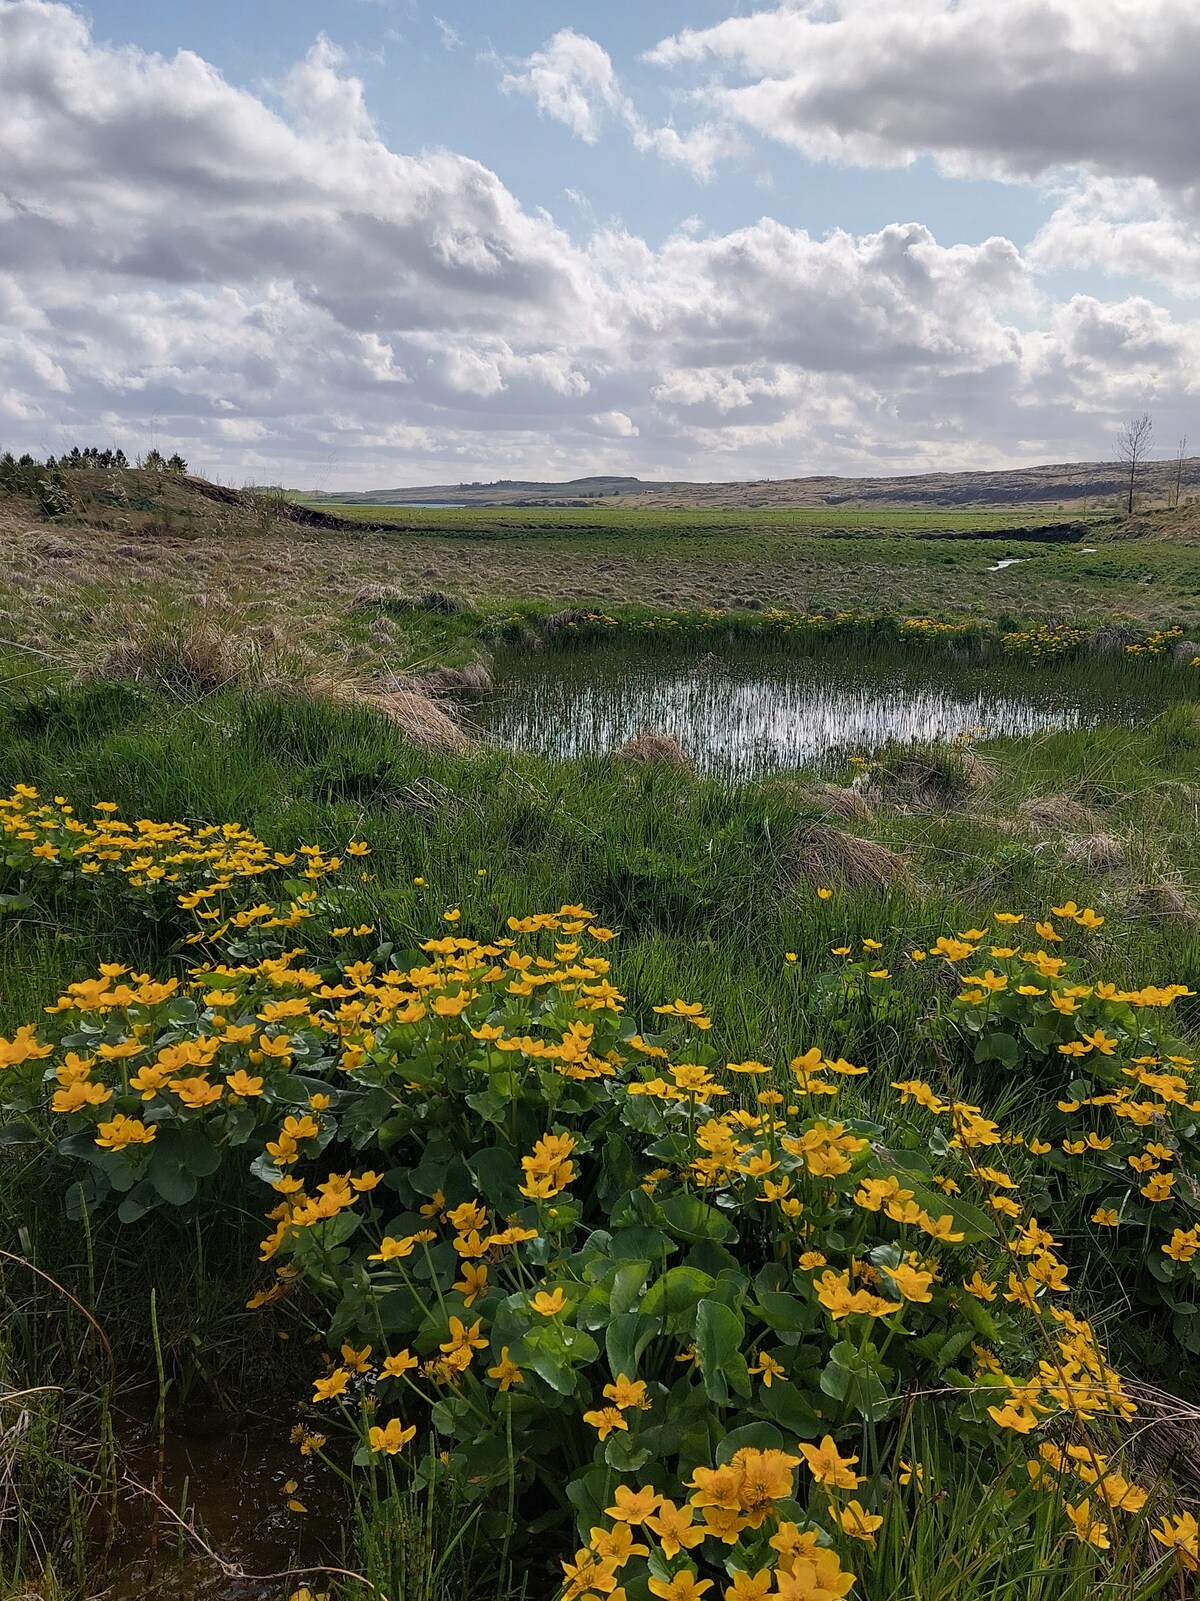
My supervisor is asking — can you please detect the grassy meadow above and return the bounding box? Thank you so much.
[2,465,1200,1601]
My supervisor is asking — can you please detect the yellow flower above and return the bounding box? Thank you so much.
[312,1368,350,1402]
[889,1262,934,1303]
[439,1316,488,1357]
[645,1500,705,1558]
[51,1079,112,1114]
[530,1287,566,1317]
[381,1349,419,1380]
[486,1347,524,1391]
[1065,1498,1110,1550]
[723,1572,772,1601]
[748,1352,788,1388]
[1142,1172,1175,1202]
[369,1234,422,1262]
[583,1406,628,1440]
[834,1499,883,1547]
[606,1485,663,1525]
[798,1434,862,1490]
[649,1574,711,1601]
[453,1262,489,1306]
[368,1418,416,1455]
[225,1069,264,1097]
[1091,1208,1119,1228]
[169,1075,224,1109]
[589,1523,648,1567]
[604,1374,651,1411]
[1151,1511,1200,1570]
[94,1114,155,1151]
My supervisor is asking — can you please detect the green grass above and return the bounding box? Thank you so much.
[307,501,1088,536]
[3,479,1200,1598]
[2,673,1198,1597]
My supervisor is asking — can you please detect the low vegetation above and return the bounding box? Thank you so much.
[2,459,1200,1600]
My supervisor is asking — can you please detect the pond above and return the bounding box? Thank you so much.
[470,643,1153,780]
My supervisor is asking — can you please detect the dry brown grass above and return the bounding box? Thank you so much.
[1062,832,1129,873]
[1018,793,1103,832]
[82,618,260,698]
[420,663,493,698]
[613,731,693,770]
[1122,877,1200,928]
[362,684,469,752]
[777,820,917,895]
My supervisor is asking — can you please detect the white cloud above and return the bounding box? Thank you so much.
[433,16,461,51]
[501,29,626,144]
[1031,179,1200,299]
[0,0,1198,484]
[501,28,746,180]
[648,0,1200,193]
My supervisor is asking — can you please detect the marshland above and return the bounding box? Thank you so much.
[3,460,1200,1601]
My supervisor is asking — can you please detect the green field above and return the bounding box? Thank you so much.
[303,499,1090,536]
[3,466,1200,1601]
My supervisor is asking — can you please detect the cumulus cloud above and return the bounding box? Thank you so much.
[501,28,746,179]
[1,0,1198,484]
[1031,179,1200,299]
[647,0,1200,193]
[501,29,626,144]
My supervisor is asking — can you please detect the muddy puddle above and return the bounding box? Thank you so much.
[101,1407,344,1599]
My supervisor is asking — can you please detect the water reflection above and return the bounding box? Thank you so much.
[473,647,1122,779]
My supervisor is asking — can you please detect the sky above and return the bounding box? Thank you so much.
[1,0,1199,489]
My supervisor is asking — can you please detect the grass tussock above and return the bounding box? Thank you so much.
[778,818,917,895]
[612,730,693,770]
[1062,832,1129,874]
[860,744,988,811]
[1123,876,1200,928]
[365,682,470,753]
[85,617,253,698]
[420,662,493,698]
[1019,792,1104,832]
[351,587,467,617]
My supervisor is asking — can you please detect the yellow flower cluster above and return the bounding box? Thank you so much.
[563,1449,857,1601]
[0,787,344,941]
[1001,623,1089,662]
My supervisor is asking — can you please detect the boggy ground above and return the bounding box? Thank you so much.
[3,468,1200,1601]
[4,474,1200,696]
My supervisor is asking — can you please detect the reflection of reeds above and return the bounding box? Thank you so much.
[477,640,1141,780]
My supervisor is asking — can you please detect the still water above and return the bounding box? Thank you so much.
[472,645,1130,780]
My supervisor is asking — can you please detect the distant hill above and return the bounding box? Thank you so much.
[301,457,1200,511]
[305,475,666,507]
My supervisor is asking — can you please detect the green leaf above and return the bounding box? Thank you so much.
[606,1311,659,1380]
[608,1225,673,1261]
[694,1299,750,1404]
[604,1433,653,1473]
[641,1266,715,1324]
[975,1031,1019,1068]
[610,1260,652,1318]
[658,1192,734,1244]
[468,1146,522,1214]
[753,1290,815,1338]
[753,1378,824,1438]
